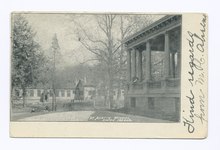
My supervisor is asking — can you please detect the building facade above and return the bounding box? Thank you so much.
[84,85,96,101]
[124,15,181,121]
[13,88,75,104]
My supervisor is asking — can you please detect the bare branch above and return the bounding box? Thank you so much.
[79,40,108,63]
[73,18,109,49]
[97,16,109,37]
[79,58,101,65]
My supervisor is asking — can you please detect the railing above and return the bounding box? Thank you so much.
[132,82,144,90]
[166,78,180,87]
[128,78,180,91]
[147,80,162,89]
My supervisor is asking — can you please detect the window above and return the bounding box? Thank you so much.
[121,90,125,96]
[61,90,65,97]
[148,98,155,109]
[88,90,93,95]
[55,90,59,97]
[67,90,71,97]
[37,90,41,97]
[130,97,136,108]
[80,90,84,96]
[97,90,101,95]
[26,90,29,96]
[93,90,96,95]
[50,90,53,97]
[29,89,34,97]
[97,89,105,96]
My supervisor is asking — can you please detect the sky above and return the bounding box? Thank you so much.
[22,13,164,67]
[24,13,92,67]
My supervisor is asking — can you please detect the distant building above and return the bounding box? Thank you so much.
[84,84,96,101]
[12,82,98,104]
[12,88,76,104]
[12,79,125,108]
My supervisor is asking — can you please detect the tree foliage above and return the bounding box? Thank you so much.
[11,14,44,106]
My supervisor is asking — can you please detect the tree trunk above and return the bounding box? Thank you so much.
[108,79,114,109]
[22,87,26,108]
[107,63,114,109]
[107,33,114,109]
[52,89,56,111]
[11,86,15,109]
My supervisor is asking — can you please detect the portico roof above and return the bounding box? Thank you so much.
[124,15,182,48]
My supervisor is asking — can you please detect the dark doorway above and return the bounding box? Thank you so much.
[131,97,136,108]
[148,97,155,109]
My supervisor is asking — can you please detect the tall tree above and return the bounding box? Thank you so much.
[50,34,61,111]
[84,15,116,108]
[12,14,43,107]
[70,14,155,108]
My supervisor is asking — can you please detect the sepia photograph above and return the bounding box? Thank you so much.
[11,13,181,123]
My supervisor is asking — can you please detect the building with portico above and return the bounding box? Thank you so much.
[124,15,181,121]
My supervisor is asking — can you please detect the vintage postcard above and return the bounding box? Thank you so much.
[10,13,208,138]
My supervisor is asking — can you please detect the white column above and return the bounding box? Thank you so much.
[145,40,151,80]
[164,32,170,78]
[132,49,136,79]
[127,49,131,81]
[176,50,181,78]
[137,50,142,80]
[170,52,175,78]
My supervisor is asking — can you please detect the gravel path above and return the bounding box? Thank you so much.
[19,111,95,122]
[18,111,172,123]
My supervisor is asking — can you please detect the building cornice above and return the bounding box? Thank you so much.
[124,15,182,48]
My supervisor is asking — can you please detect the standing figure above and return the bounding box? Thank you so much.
[44,91,48,102]
[40,92,44,103]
